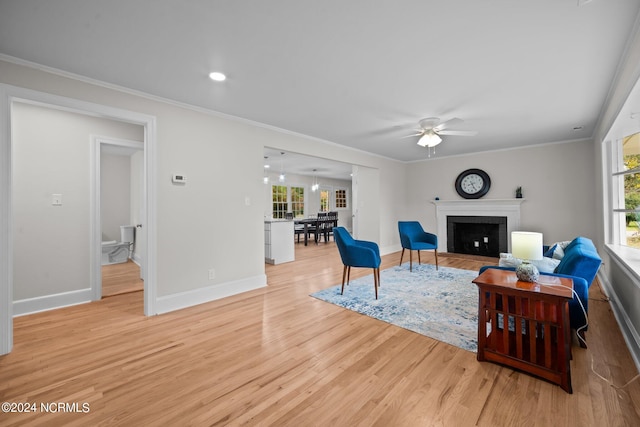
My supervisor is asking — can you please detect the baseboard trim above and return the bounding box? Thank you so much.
[131,253,141,266]
[597,270,640,373]
[380,244,402,256]
[13,288,92,317]
[155,274,267,315]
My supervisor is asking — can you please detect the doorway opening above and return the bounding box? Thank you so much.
[94,137,145,298]
[0,84,157,355]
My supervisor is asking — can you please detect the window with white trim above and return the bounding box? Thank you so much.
[272,185,288,219]
[611,132,640,249]
[272,184,305,218]
[319,189,330,212]
[335,188,347,209]
[291,186,305,218]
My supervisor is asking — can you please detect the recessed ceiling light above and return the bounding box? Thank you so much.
[209,71,226,82]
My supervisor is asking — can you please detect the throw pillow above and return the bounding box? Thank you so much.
[499,252,561,274]
[532,256,561,273]
[546,241,571,260]
[499,253,521,268]
[543,244,557,258]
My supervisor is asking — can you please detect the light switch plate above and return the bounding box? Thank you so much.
[172,174,187,184]
[52,194,62,206]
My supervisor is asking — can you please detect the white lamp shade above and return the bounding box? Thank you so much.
[511,231,543,260]
[417,132,442,147]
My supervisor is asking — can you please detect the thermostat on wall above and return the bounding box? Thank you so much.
[172,174,187,184]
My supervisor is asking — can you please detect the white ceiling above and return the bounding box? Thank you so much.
[1,0,639,165]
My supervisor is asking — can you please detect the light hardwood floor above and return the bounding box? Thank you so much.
[1,241,639,426]
[102,260,144,297]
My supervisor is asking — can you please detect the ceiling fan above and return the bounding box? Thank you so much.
[409,117,478,148]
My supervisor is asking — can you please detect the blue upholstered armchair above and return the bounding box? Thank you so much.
[398,221,438,272]
[333,227,381,299]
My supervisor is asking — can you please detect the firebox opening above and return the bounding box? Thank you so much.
[447,216,507,257]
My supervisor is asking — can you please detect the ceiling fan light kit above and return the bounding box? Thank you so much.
[412,117,478,153]
[417,131,442,147]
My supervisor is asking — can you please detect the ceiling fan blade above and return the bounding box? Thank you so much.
[437,130,478,136]
[434,118,463,131]
[402,132,423,138]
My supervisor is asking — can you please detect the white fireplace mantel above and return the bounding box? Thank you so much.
[431,199,525,253]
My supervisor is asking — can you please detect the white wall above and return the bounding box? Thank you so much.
[405,140,597,245]
[12,102,143,301]
[2,57,604,316]
[593,16,640,369]
[1,59,407,310]
[101,152,131,242]
[6,48,637,363]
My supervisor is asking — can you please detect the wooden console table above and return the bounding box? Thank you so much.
[473,268,573,393]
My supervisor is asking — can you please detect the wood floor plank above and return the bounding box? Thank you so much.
[102,260,144,297]
[1,241,639,426]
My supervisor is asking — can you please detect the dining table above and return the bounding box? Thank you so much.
[294,217,318,246]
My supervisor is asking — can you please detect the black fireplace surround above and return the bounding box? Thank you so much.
[447,216,507,257]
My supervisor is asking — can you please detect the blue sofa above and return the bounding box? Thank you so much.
[480,236,601,347]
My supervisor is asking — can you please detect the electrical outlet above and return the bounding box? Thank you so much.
[208,269,215,280]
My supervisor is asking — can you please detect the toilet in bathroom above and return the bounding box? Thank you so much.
[101,225,135,265]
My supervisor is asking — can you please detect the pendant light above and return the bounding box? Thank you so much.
[279,152,286,182]
[311,169,319,192]
[263,156,270,184]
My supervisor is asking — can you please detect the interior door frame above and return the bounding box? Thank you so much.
[91,136,145,301]
[0,84,158,355]
[351,165,380,242]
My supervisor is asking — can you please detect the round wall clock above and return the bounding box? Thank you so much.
[455,169,491,199]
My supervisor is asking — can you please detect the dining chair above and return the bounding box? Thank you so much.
[308,212,327,243]
[317,212,335,243]
[323,211,338,242]
[333,227,381,299]
[398,221,438,272]
[294,221,306,243]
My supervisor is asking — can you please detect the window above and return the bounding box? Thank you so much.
[319,190,329,212]
[272,184,305,218]
[612,132,640,249]
[317,187,348,211]
[335,189,347,208]
[272,185,288,219]
[291,186,305,218]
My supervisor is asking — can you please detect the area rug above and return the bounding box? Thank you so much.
[310,263,480,352]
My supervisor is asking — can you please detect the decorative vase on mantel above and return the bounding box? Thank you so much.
[515,186,523,199]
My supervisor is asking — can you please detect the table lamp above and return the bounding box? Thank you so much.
[511,231,543,282]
